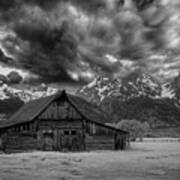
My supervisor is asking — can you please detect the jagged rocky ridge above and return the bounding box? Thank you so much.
[77,72,175,103]
[77,72,180,127]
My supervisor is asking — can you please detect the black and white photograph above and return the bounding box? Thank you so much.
[0,0,180,179]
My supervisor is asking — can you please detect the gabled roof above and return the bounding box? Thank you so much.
[0,90,128,134]
[0,94,56,128]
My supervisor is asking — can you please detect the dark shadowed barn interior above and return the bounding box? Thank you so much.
[0,90,129,153]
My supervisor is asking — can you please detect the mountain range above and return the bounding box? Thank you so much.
[1,71,180,129]
[77,71,180,128]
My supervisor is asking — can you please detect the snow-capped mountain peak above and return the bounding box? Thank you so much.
[77,73,170,104]
[77,76,122,103]
[76,73,180,126]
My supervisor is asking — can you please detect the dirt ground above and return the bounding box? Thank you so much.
[0,142,179,180]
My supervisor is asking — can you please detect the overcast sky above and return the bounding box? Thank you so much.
[0,0,180,84]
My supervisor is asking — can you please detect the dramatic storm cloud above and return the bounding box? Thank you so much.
[0,0,180,83]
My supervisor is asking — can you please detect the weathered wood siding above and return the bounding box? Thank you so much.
[85,135,114,150]
[38,119,82,130]
[37,99,85,151]
[39,100,81,120]
[37,119,84,151]
[4,121,37,153]
[5,132,37,153]
[84,121,115,150]
[114,133,127,150]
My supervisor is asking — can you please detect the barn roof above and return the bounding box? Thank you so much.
[0,90,128,134]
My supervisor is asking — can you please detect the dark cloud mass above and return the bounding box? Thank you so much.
[0,0,180,83]
[0,0,60,11]
[0,0,15,11]
[14,21,78,82]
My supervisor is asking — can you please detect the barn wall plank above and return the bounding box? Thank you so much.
[5,132,37,153]
[85,135,114,150]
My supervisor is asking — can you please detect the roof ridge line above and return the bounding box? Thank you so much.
[30,91,62,121]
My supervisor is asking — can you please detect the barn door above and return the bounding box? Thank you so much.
[42,132,54,151]
[61,129,84,151]
[53,129,62,151]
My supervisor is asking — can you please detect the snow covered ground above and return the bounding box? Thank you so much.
[0,142,179,180]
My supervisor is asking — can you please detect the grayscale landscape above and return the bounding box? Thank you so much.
[0,0,180,180]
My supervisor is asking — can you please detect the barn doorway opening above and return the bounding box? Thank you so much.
[42,131,54,151]
[61,129,84,151]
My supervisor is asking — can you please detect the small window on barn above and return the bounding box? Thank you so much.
[22,123,30,131]
[64,130,70,135]
[71,130,77,135]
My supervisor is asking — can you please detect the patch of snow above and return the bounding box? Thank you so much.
[98,86,109,101]
[161,84,175,99]
[86,78,97,88]
[141,77,158,88]
[105,54,118,63]
[128,82,138,90]
[0,84,11,100]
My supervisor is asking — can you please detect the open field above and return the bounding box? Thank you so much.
[0,142,179,180]
[147,127,180,138]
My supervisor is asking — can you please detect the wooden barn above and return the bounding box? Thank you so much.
[0,90,129,153]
